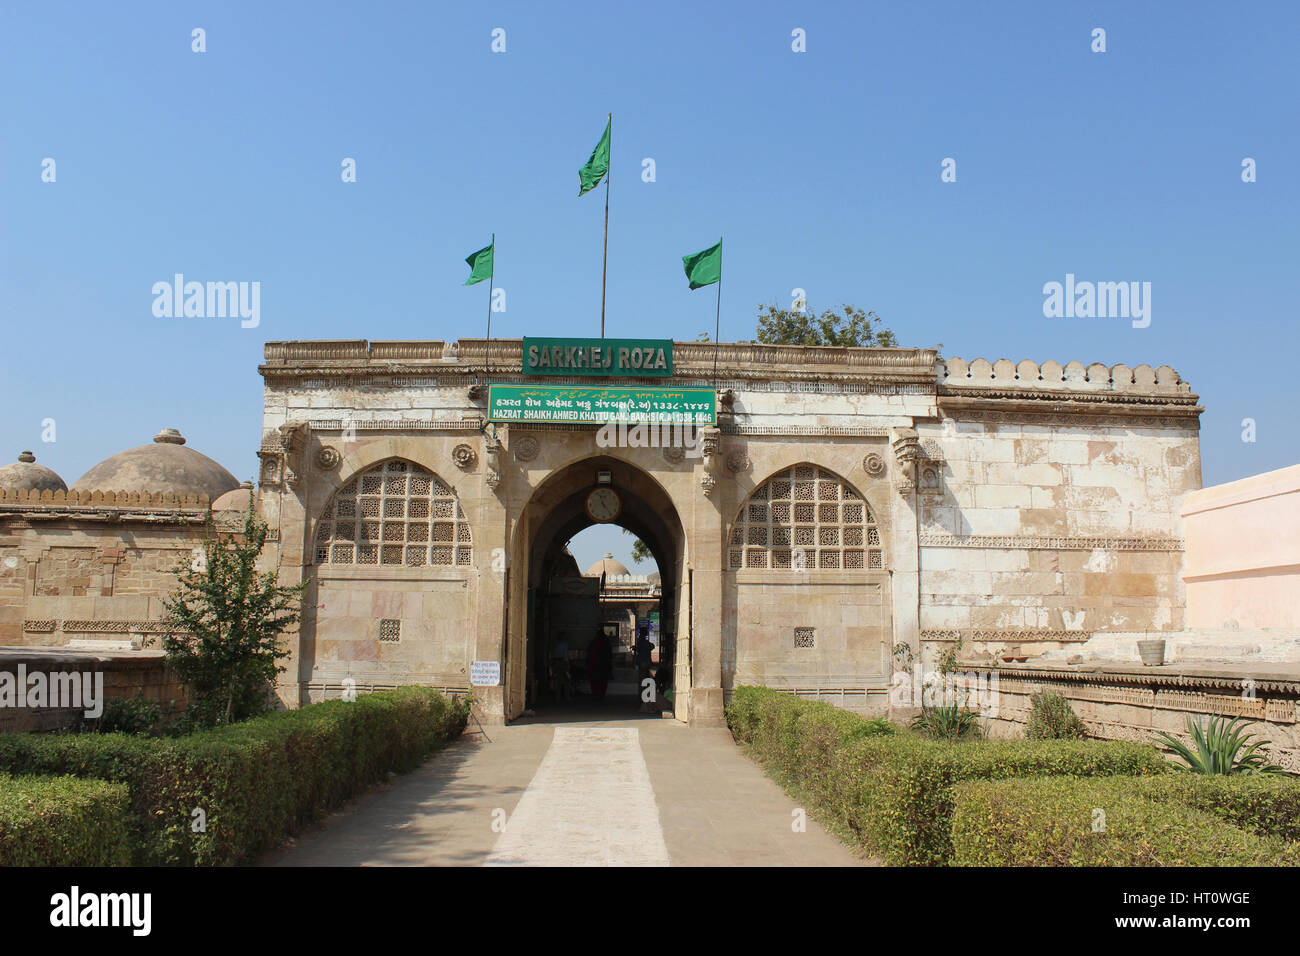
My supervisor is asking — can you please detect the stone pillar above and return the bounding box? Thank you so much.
[691,427,726,726]
[472,434,509,725]
[888,427,922,720]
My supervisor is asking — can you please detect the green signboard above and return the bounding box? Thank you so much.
[522,337,672,377]
[488,384,715,425]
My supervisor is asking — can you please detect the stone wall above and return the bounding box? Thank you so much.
[1181,463,1300,631]
[917,357,1202,668]
[0,647,185,733]
[978,661,1300,774]
[0,499,210,647]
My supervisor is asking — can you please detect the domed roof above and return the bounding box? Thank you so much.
[587,552,630,578]
[648,571,662,587]
[212,481,256,512]
[0,451,67,493]
[72,429,240,499]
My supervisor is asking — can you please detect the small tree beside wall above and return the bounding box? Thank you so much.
[160,502,307,729]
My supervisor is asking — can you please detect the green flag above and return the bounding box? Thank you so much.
[579,116,611,197]
[464,239,494,286]
[682,239,722,290]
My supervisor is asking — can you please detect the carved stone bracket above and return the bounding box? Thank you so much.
[278,421,310,491]
[484,432,503,492]
[889,427,920,493]
[700,426,721,497]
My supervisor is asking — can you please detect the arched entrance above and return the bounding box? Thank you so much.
[505,455,688,721]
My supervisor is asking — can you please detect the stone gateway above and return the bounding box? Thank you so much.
[5,336,1297,772]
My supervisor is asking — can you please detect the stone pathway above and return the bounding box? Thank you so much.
[264,703,867,867]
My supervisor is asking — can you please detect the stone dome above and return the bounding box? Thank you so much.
[212,481,256,512]
[72,429,240,499]
[587,552,630,578]
[0,451,67,493]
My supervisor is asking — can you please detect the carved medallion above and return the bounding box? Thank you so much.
[662,446,685,464]
[452,443,477,470]
[315,446,342,471]
[725,451,749,474]
[863,452,887,477]
[513,435,540,462]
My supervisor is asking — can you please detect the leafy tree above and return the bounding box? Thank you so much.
[159,502,308,728]
[756,302,899,348]
[621,528,653,565]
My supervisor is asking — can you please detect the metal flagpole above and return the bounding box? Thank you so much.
[712,237,722,389]
[600,113,611,338]
[485,233,495,342]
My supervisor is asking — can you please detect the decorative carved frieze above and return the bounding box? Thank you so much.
[22,620,56,633]
[923,628,1093,643]
[920,532,1184,552]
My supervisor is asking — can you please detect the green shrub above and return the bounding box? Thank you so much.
[1024,691,1087,740]
[910,703,983,740]
[0,773,132,866]
[76,693,174,737]
[0,686,469,865]
[726,685,1165,865]
[950,776,1300,866]
[1153,715,1285,775]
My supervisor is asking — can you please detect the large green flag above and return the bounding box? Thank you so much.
[682,239,722,290]
[579,116,611,196]
[464,239,494,285]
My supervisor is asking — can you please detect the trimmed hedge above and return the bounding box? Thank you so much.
[725,685,1166,865]
[1132,774,1300,843]
[0,686,468,865]
[950,776,1300,866]
[0,773,132,866]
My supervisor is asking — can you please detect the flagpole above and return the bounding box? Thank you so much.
[485,233,495,343]
[712,237,722,390]
[600,113,611,338]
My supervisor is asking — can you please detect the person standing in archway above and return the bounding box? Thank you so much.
[587,628,613,701]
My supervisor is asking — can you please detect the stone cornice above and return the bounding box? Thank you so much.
[260,338,940,388]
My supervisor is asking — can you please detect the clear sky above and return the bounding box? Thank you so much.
[3,1,1296,571]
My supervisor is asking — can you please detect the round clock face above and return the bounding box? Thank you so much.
[585,487,622,523]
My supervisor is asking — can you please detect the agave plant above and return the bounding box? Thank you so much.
[1152,715,1285,775]
[910,703,984,740]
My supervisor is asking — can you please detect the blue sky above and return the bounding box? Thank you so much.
[3,1,1296,570]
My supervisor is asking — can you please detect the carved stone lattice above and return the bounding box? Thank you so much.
[314,459,472,568]
[728,464,881,571]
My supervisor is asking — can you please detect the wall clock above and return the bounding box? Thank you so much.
[585,486,622,523]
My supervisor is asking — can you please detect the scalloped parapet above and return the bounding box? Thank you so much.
[0,487,210,508]
[935,358,1191,396]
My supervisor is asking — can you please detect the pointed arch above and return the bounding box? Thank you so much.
[728,463,882,571]
[313,458,472,567]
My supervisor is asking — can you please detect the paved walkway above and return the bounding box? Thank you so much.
[264,698,867,867]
